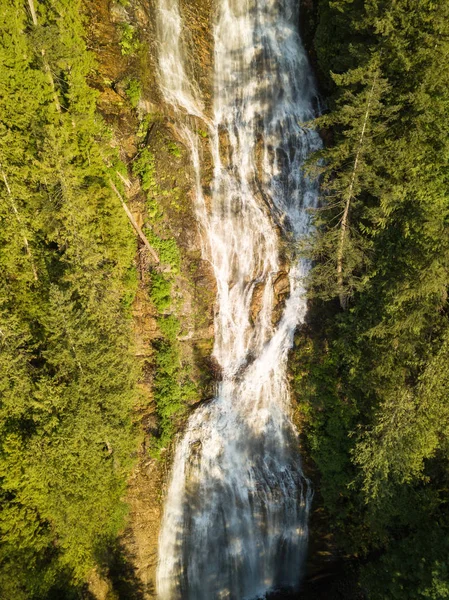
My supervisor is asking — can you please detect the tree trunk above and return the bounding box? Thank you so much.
[109,180,160,264]
[337,71,378,309]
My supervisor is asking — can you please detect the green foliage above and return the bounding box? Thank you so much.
[149,272,172,312]
[158,314,181,342]
[150,336,199,454]
[133,148,157,191]
[0,0,139,595]
[132,130,194,453]
[362,526,449,600]
[147,231,181,272]
[149,312,199,456]
[125,77,142,108]
[151,341,183,451]
[122,265,139,313]
[132,148,163,220]
[146,234,191,451]
[133,155,183,272]
[118,23,140,56]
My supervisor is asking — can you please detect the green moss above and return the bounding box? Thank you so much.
[167,141,182,158]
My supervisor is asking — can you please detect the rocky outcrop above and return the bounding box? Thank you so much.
[272,271,291,325]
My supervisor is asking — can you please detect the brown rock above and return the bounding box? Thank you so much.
[273,271,290,297]
[250,281,266,323]
[272,271,291,325]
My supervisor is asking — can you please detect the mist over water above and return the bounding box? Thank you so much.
[155,1,322,598]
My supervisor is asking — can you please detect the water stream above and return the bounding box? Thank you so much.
[155,1,321,598]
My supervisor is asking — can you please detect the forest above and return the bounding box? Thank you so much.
[295,0,449,597]
[0,0,448,599]
[0,0,140,597]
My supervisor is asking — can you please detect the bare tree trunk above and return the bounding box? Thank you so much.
[1,164,38,281]
[109,180,160,264]
[26,0,38,23]
[26,0,61,113]
[337,71,378,309]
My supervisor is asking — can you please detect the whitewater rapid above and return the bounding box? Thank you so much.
[155,1,322,598]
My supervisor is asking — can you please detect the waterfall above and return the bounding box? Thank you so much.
[155,1,322,598]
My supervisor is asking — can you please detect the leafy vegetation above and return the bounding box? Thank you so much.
[149,272,172,312]
[151,328,198,454]
[125,77,142,108]
[296,0,449,597]
[133,147,163,220]
[132,132,199,455]
[118,22,140,57]
[0,0,140,596]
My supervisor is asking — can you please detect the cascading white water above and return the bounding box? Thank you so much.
[155,1,322,598]
[154,0,204,117]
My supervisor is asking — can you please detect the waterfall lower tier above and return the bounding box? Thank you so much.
[155,1,322,598]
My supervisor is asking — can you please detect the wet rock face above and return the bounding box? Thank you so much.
[250,271,291,327]
[272,272,291,325]
[180,0,214,111]
[273,271,290,297]
[250,280,266,323]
